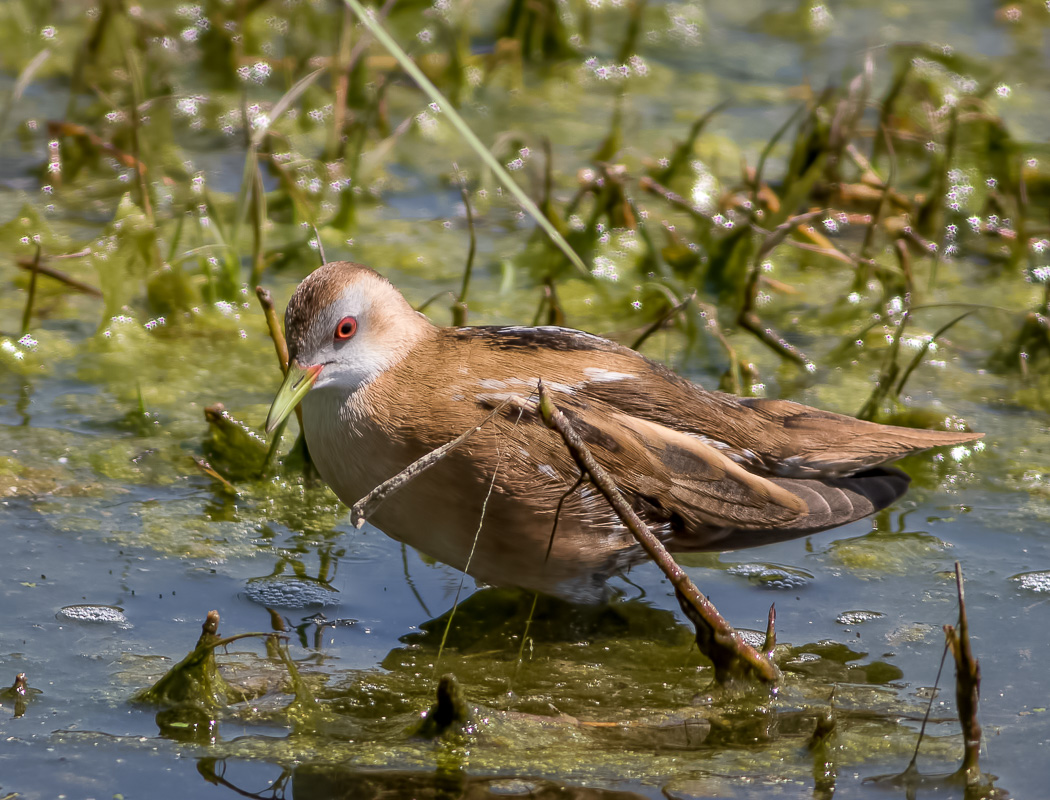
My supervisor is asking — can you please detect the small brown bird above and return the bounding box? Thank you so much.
[266,262,982,601]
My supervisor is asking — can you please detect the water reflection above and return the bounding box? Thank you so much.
[196,759,653,800]
[136,583,958,795]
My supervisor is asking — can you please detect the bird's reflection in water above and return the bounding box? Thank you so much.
[196,758,650,800]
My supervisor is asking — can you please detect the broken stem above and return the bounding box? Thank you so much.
[256,285,311,473]
[20,244,42,336]
[945,561,982,783]
[629,291,696,351]
[15,255,101,297]
[255,286,290,372]
[350,398,512,527]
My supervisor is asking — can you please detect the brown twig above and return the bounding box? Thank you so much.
[350,399,512,527]
[536,382,778,684]
[256,286,312,473]
[20,245,42,335]
[192,456,238,495]
[452,166,477,326]
[248,158,267,287]
[255,286,290,374]
[16,256,102,297]
[629,290,696,351]
[945,561,982,783]
[737,270,809,367]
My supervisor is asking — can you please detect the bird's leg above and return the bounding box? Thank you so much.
[545,471,588,562]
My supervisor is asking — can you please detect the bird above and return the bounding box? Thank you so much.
[265,261,982,602]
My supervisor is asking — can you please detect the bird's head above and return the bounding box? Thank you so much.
[265,261,431,433]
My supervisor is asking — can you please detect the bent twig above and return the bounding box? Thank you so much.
[536,381,778,685]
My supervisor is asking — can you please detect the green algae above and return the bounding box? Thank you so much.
[132,611,251,710]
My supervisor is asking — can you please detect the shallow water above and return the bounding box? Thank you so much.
[2,0,1049,798]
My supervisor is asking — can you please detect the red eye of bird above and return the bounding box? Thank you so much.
[335,316,358,340]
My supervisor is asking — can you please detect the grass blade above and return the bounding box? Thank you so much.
[0,47,50,140]
[341,0,588,276]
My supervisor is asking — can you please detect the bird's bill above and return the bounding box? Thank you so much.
[265,362,323,434]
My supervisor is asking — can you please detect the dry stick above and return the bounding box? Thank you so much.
[753,209,826,262]
[858,125,897,269]
[629,291,696,351]
[945,561,982,783]
[256,287,291,371]
[545,472,588,560]
[738,269,809,367]
[248,158,267,287]
[192,456,238,495]
[20,245,42,336]
[350,398,513,528]
[452,167,477,326]
[907,639,951,774]
[255,287,310,472]
[536,382,778,684]
[638,176,711,223]
[434,403,529,676]
[777,236,859,267]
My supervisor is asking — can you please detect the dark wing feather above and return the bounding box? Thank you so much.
[549,397,914,550]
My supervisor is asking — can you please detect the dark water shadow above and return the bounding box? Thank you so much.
[197,758,652,800]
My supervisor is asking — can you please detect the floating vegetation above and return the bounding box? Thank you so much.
[835,610,885,625]
[726,562,814,590]
[56,604,131,627]
[243,576,341,610]
[0,673,40,719]
[1010,570,1050,594]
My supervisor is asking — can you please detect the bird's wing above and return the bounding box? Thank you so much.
[510,393,916,546]
[534,395,811,531]
[575,369,982,478]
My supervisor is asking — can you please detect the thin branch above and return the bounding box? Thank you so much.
[350,398,512,527]
[536,382,778,684]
